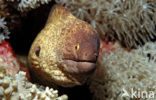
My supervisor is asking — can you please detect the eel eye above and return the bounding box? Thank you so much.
[35,46,40,57]
[75,44,79,51]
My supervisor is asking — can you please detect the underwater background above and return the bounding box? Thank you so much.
[0,0,156,100]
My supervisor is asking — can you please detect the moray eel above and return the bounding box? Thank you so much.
[28,5,100,87]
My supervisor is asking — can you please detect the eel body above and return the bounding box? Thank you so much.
[28,5,100,87]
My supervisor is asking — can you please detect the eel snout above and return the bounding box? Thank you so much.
[63,33,100,83]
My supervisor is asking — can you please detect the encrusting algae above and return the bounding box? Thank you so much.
[28,5,100,87]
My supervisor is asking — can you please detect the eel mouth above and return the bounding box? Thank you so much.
[63,59,96,75]
[63,59,96,84]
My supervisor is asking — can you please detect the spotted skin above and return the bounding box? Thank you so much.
[28,5,100,87]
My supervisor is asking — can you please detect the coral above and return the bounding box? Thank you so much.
[0,40,31,80]
[138,42,156,62]
[88,42,156,100]
[98,40,121,59]
[0,18,10,43]
[7,0,53,12]
[18,0,52,12]
[0,71,68,100]
[0,40,20,77]
[0,0,21,33]
[56,0,156,48]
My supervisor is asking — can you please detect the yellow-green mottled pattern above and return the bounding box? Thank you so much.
[28,5,99,87]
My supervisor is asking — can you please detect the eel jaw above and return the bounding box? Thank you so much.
[63,59,96,84]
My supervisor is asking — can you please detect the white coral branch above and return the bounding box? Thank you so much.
[0,71,68,100]
[0,18,10,43]
[7,0,52,12]
[18,0,52,12]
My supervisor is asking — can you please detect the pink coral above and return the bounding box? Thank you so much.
[0,40,20,77]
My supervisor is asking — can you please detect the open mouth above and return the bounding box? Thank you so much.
[63,59,96,74]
